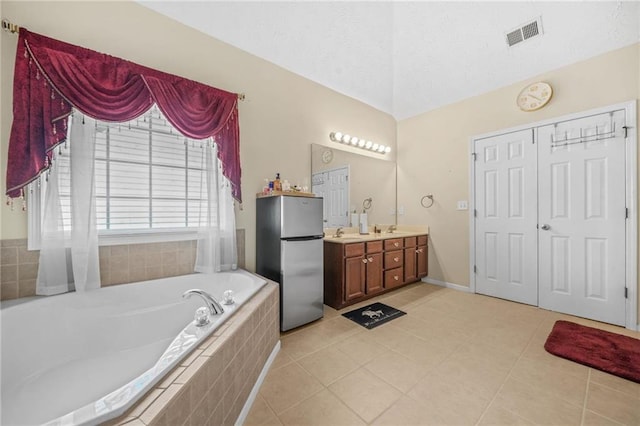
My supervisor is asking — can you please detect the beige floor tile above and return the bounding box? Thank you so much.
[371,395,447,426]
[244,395,283,426]
[430,356,509,397]
[280,328,332,360]
[586,382,640,426]
[388,334,455,368]
[366,322,416,349]
[589,369,640,399]
[493,377,583,425]
[279,389,365,426]
[298,345,360,386]
[519,338,590,379]
[582,410,624,426]
[334,334,393,366]
[406,369,492,425]
[312,316,362,344]
[259,362,323,414]
[509,355,588,406]
[328,368,402,423]
[391,314,468,351]
[269,350,295,371]
[364,350,431,393]
[478,404,534,425]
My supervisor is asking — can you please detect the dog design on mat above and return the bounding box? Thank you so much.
[361,309,384,319]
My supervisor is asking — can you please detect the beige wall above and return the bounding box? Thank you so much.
[397,44,640,303]
[0,1,397,270]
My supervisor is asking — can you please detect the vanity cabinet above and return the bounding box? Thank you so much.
[324,234,428,309]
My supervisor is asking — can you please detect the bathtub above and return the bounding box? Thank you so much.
[1,269,267,426]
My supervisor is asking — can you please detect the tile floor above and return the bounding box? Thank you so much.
[244,282,640,426]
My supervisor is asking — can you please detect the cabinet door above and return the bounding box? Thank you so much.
[416,244,428,278]
[345,256,366,301]
[366,252,383,294]
[404,247,417,283]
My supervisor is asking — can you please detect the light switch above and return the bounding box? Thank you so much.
[457,201,468,210]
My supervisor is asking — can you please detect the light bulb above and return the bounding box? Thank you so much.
[384,146,391,153]
[350,137,359,145]
[372,143,379,151]
[342,134,351,143]
[365,141,373,149]
[378,145,386,152]
[333,132,342,142]
[358,139,366,147]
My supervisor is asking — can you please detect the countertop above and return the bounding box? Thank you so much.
[323,225,429,244]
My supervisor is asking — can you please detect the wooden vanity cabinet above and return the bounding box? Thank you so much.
[324,234,428,309]
[417,235,428,278]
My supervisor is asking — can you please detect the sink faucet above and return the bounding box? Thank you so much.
[387,225,397,233]
[334,227,344,238]
[183,289,225,316]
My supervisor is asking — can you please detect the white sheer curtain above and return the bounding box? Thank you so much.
[36,113,101,295]
[194,141,238,273]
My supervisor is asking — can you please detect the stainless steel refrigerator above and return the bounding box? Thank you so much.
[256,195,324,331]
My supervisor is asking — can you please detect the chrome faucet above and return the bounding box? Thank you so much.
[387,225,397,233]
[334,227,344,238]
[183,289,225,316]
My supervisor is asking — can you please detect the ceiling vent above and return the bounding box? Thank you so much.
[505,17,543,47]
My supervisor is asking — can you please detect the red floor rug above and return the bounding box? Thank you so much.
[544,320,640,383]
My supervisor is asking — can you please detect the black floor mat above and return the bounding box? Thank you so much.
[341,302,406,329]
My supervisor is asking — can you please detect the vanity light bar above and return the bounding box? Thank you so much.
[329,132,391,154]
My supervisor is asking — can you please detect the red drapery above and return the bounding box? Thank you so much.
[6,28,242,201]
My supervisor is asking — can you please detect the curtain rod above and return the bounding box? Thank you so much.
[1,18,246,101]
[1,18,19,34]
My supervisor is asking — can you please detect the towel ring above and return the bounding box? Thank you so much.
[421,194,434,208]
[362,197,372,211]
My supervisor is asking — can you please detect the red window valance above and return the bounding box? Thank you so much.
[6,28,242,201]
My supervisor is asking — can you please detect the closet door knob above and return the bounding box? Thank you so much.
[541,224,551,231]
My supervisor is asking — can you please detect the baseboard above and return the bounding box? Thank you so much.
[235,340,280,426]
[421,277,471,293]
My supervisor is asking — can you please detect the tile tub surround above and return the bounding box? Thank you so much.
[106,280,279,426]
[0,229,246,301]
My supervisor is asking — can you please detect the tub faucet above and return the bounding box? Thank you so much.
[183,289,225,316]
[387,225,397,233]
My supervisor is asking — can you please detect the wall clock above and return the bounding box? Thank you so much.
[321,149,334,164]
[517,82,553,112]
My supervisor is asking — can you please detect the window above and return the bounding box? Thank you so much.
[28,106,213,247]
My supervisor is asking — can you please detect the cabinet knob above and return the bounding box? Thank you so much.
[393,257,399,262]
[416,248,423,253]
[394,275,399,281]
[394,242,399,247]
[362,259,368,264]
[368,257,374,262]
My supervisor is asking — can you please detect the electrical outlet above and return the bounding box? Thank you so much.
[457,201,469,210]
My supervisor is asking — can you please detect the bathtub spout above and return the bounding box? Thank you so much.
[182,289,225,316]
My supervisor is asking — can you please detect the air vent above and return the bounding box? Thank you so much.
[505,17,543,47]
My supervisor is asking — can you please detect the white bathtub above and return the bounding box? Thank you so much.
[1,270,266,426]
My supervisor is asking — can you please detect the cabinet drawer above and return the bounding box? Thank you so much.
[417,235,428,246]
[385,267,404,288]
[384,249,403,269]
[344,243,365,258]
[404,236,416,248]
[366,240,383,253]
[384,238,403,250]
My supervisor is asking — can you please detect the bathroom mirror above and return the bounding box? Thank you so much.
[311,143,396,228]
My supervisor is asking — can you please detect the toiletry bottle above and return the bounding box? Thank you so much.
[268,180,274,194]
[282,179,291,191]
[274,173,282,191]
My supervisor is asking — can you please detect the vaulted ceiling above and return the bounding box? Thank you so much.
[140,1,639,120]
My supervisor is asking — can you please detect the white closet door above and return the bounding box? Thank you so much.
[538,110,627,326]
[475,129,538,305]
[327,167,349,227]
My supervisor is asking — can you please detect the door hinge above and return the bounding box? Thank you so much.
[473,265,477,273]
[623,126,629,138]
[474,209,477,217]
[626,207,629,219]
[471,152,477,161]
[625,287,628,298]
